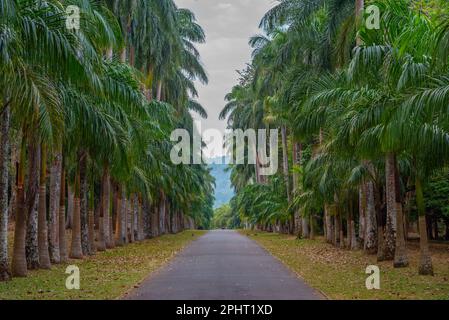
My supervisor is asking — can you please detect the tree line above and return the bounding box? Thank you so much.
[0,0,214,282]
[222,0,449,276]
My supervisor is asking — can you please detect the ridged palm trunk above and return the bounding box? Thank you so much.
[281,126,292,203]
[11,139,27,277]
[66,184,74,229]
[59,168,68,263]
[415,177,433,275]
[88,187,96,255]
[102,166,112,248]
[48,151,61,264]
[115,185,124,246]
[0,103,11,281]
[159,191,166,234]
[70,168,83,259]
[292,142,302,237]
[38,144,51,269]
[385,153,408,267]
[364,179,377,253]
[79,152,90,255]
[137,194,144,240]
[324,205,333,243]
[384,153,397,260]
[348,198,358,250]
[96,199,106,252]
[25,138,40,269]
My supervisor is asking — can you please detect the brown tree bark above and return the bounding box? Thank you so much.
[37,144,51,269]
[59,168,68,263]
[0,103,11,281]
[25,138,40,270]
[48,151,61,264]
[70,168,83,259]
[416,177,433,275]
[11,138,27,277]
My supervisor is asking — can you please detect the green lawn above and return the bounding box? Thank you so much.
[0,230,205,300]
[242,231,449,300]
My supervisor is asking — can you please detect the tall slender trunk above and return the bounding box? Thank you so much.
[12,137,27,277]
[88,185,96,255]
[391,154,408,267]
[359,185,366,246]
[79,151,89,255]
[66,184,74,229]
[384,153,397,260]
[349,198,358,250]
[281,126,291,203]
[415,177,433,275]
[301,216,309,239]
[38,144,51,269]
[102,166,112,248]
[325,205,333,243]
[137,194,144,240]
[128,196,134,243]
[156,81,162,101]
[159,191,166,234]
[8,132,18,222]
[122,192,128,244]
[48,151,61,264]
[66,183,75,229]
[25,138,40,269]
[0,103,11,281]
[59,167,68,263]
[364,179,377,253]
[115,185,124,246]
[96,172,105,251]
[292,142,302,237]
[70,167,83,259]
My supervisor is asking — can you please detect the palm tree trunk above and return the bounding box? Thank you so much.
[79,151,89,255]
[88,186,96,255]
[66,184,74,229]
[359,185,366,246]
[156,81,163,101]
[25,138,40,270]
[59,167,68,263]
[159,191,166,234]
[281,126,291,203]
[301,216,309,239]
[384,153,397,260]
[48,151,61,264]
[38,144,51,269]
[11,138,27,277]
[415,177,433,275]
[96,199,106,252]
[115,185,124,246]
[364,179,377,253]
[70,168,83,259]
[0,103,11,281]
[122,192,128,244]
[129,195,135,242]
[137,194,144,240]
[102,166,112,248]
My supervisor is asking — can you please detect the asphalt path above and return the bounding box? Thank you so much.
[124,230,323,300]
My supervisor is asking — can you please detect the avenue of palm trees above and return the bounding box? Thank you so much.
[222,0,449,276]
[0,0,214,282]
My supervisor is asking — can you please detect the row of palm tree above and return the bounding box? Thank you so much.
[0,0,214,282]
[222,0,449,276]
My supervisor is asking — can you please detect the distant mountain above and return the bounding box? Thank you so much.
[208,156,234,209]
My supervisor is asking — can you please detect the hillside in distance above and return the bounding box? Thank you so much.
[208,157,234,209]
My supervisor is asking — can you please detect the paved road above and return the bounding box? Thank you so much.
[124,230,323,300]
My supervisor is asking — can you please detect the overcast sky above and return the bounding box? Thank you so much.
[175,0,275,157]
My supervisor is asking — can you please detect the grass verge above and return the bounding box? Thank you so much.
[0,230,205,300]
[242,231,449,300]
